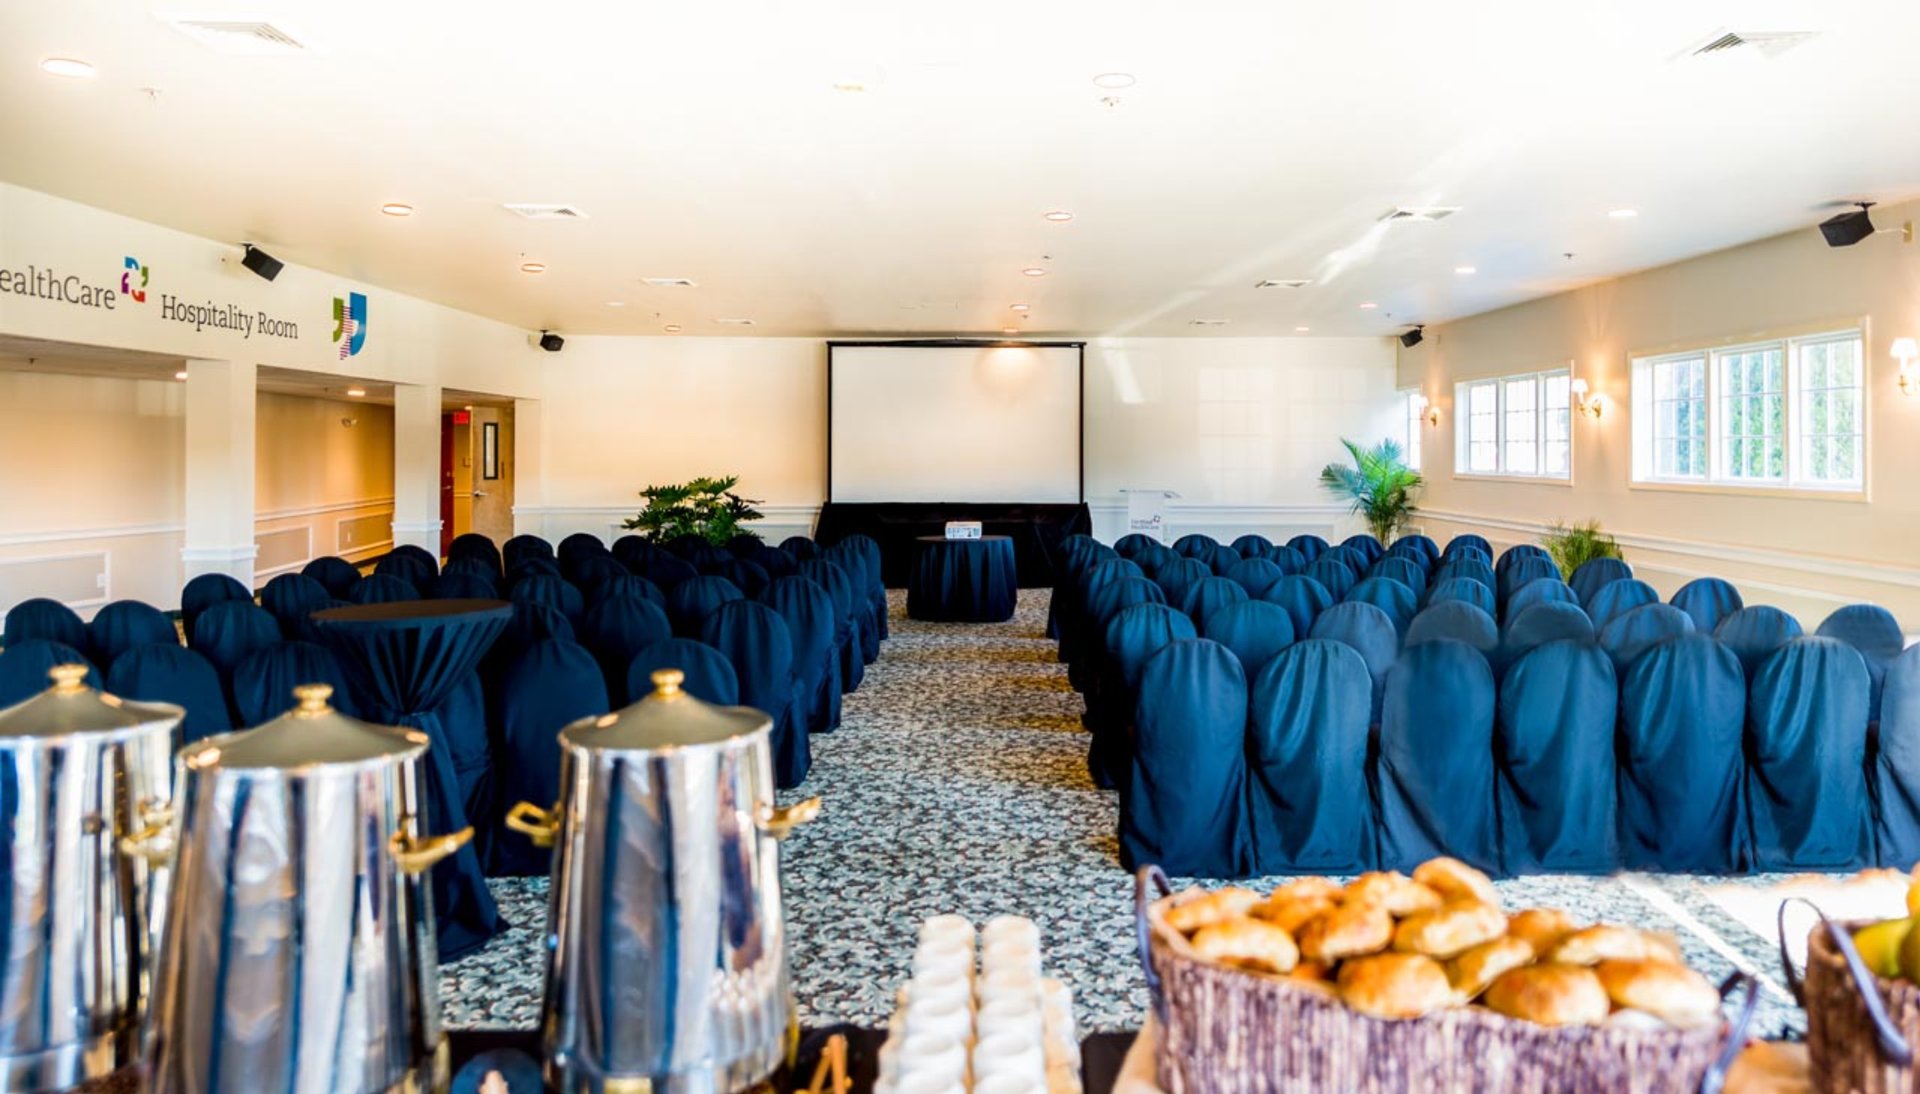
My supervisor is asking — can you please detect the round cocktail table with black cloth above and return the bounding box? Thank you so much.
[907,535,1018,622]
[311,598,512,961]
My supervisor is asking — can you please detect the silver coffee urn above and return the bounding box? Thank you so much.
[145,683,472,1093]
[0,663,180,1091]
[507,668,820,1094]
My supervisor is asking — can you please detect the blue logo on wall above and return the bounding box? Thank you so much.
[332,291,367,358]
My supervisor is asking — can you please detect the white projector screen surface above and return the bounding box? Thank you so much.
[830,344,1082,503]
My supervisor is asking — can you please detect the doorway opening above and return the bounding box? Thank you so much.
[442,396,515,554]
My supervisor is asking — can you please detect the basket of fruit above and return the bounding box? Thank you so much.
[1135,860,1758,1094]
[1788,895,1919,1093]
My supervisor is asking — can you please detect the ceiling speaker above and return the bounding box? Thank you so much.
[240,244,283,282]
[539,331,565,353]
[1399,326,1425,349]
[1819,203,1876,248]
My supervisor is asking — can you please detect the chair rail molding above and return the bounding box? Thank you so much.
[0,521,185,548]
[256,496,396,522]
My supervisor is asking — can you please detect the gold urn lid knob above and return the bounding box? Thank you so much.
[293,684,334,715]
[650,669,685,699]
[48,664,90,694]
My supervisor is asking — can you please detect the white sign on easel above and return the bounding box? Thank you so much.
[1121,489,1180,544]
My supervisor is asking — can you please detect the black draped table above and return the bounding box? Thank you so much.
[907,535,1018,622]
[311,598,511,961]
[815,501,1092,588]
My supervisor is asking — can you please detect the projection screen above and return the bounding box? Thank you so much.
[828,342,1084,503]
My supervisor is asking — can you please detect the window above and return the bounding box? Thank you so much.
[1454,366,1572,480]
[1401,390,1424,470]
[1632,328,1864,492]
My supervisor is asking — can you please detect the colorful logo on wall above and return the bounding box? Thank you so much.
[121,256,148,303]
[332,291,368,358]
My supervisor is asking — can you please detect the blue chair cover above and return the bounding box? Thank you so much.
[1070,558,1145,670]
[748,544,800,582]
[502,534,555,569]
[1198,544,1237,576]
[1497,555,1560,605]
[1617,634,1746,872]
[1201,600,1295,679]
[1180,577,1249,628]
[1747,637,1872,870]
[1426,577,1495,617]
[433,572,500,601]
[1149,557,1210,616]
[687,544,732,572]
[1714,606,1805,680]
[1121,639,1250,877]
[1505,577,1579,622]
[1321,546,1369,583]
[231,640,356,726]
[1114,533,1157,558]
[707,557,771,601]
[779,536,820,561]
[1266,544,1307,577]
[1597,603,1695,676]
[592,574,664,610]
[1083,579,1168,695]
[1246,641,1374,874]
[511,574,586,625]
[760,576,840,733]
[665,575,745,638]
[1368,556,1427,599]
[1286,534,1329,562]
[447,533,503,577]
[1818,604,1905,724]
[349,573,419,605]
[87,600,177,671]
[1230,534,1274,558]
[1304,556,1356,600]
[800,559,867,695]
[557,532,607,569]
[189,600,281,681]
[1570,556,1633,607]
[665,533,710,559]
[612,535,663,570]
[1433,557,1495,594]
[1224,558,1285,599]
[640,555,700,590]
[1405,601,1498,656]
[1495,543,1553,575]
[1440,544,1491,570]
[106,643,229,744]
[442,554,502,587]
[727,533,764,556]
[301,556,363,599]
[1499,601,1596,669]
[180,572,251,634]
[1341,535,1385,567]
[376,548,437,591]
[259,573,331,638]
[580,596,673,705]
[1262,576,1335,640]
[840,534,889,646]
[1344,578,1417,639]
[1388,535,1437,568]
[1171,534,1219,560]
[627,638,741,707]
[1587,579,1659,631]
[1496,640,1618,873]
[507,556,564,585]
[568,553,631,593]
[1445,534,1494,559]
[1308,602,1399,726]
[1671,578,1744,635]
[1088,605,1197,789]
[1872,647,1920,867]
[3,598,87,653]
[494,639,609,876]
[1376,640,1498,873]
[1130,543,1175,579]
[702,601,806,788]
[484,601,575,678]
[0,641,100,707]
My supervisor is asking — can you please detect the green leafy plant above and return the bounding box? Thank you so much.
[622,475,765,545]
[1542,519,1623,579]
[1319,438,1424,543]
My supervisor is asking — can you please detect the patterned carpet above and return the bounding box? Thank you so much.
[439,589,1815,1039]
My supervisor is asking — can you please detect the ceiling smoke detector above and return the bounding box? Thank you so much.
[1380,207,1461,223]
[1684,29,1818,59]
[164,18,308,55]
[1254,278,1312,289]
[502,203,589,220]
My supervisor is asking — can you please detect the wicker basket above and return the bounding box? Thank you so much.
[1799,912,1920,1093]
[1134,867,1752,1094]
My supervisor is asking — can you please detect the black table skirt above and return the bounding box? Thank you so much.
[907,535,1019,623]
[446,1026,1138,1093]
[815,502,1092,588]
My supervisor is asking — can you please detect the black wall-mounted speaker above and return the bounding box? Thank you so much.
[1820,204,1876,248]
[1399,326,1425,348]
[539,331,565,353]
[240,244,283,282]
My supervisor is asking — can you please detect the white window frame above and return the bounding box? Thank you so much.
[1452,365,1573,482]
[1629,324,1868,499]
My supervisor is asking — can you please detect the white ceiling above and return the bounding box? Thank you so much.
[3,0,1917,339]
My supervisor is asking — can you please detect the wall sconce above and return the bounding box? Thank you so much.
[1894,337,1919,396]
[1412,393,1441,427]
[1570,378,1605,421]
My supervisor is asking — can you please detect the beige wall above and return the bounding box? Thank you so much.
[1400,198,1920,626]
[254,392,396,578]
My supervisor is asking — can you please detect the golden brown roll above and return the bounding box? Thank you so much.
[1413,857,1501,909]
[1483,963,1611,1026]
[1392,900,1507,959]
[1640,930,1685,964]
[1297,900,1395,962]
[1165,887,1261,934]
[1343,872,1444,916]
[1506,908,1578,953]
[1447,935,1537,999]
[1337,953,1457,1019]
[1547,925,1653,966]
[1594,959,1721,1028]
[1268,877,1345,904]
[1254,895,1339,935]
[1188,917,1300,975]
[1286,960,1338,994]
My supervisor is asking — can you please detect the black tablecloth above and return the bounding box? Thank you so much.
[907,535,1019,622]
[815,502,1092,588]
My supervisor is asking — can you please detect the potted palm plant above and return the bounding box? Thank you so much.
[1319,438,1423,543]
[1542,519,1623,579]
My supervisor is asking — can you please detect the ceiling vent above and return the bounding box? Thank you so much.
[1684,29,1817,59]
[1254,279,1312,289]
[641,277,698,288]
[1379,207,1460,223]
[502,203,589,220]
[1187,319,1230,327]
[165,18,308,55]
[715,318,757,327]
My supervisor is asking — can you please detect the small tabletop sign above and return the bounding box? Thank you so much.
[944,521,984,540]
[1120,489,1180,544]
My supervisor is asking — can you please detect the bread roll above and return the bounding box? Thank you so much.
[1343,872,1444,916]
[1337,953,1456,1019]
[1189,917,1300,975]
[1506,908,1577,953]
[1548,925,1652,966]
[1254,895,1338,934]
[1447,935,1536,999]
[1594,959,1721,1029]
[1166,887,1260,934]
[1297,900,1395,962]
[1483,963,1611,1026]
[1413,857,1501,909]
[1269,877,1345,904]
[1392,900,1507,959]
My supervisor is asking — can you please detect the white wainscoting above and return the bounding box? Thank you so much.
[0,550,111,614]
[0,524,184,616]
[514,505,822,547]
[254,497,395,583]
[1087,501,1361,546]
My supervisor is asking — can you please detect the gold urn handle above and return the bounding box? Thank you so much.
[758,797,822,840]
[389,826,473,874]
[505,801,561,848]
[117,798,175,866]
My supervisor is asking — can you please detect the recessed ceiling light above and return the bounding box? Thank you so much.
[1359,302,1378,310]
[1002,328,1020,335]
[664,324,683,333]
[40,58,96,78]
[832,80,866,92]
[1294,326,1311,332]
[605,301,625,307]
[174,370,189,381]
[1454,265,1477,275]
[715,318,756,326]
[1021,267,1048,277]
[1042,210,1074,222]
[641,277,697,288]
[1189,318,1230,326]
[520,262,547,274]
[1608,208,1640,219]
[381,203,413,217]
[1254,279,1312,289]
[1092,72,1136,89]
[346,387,366,398]
[1010,303,1030,312]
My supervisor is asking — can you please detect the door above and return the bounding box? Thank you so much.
[439,412,456,555]
[469,406,516,544]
